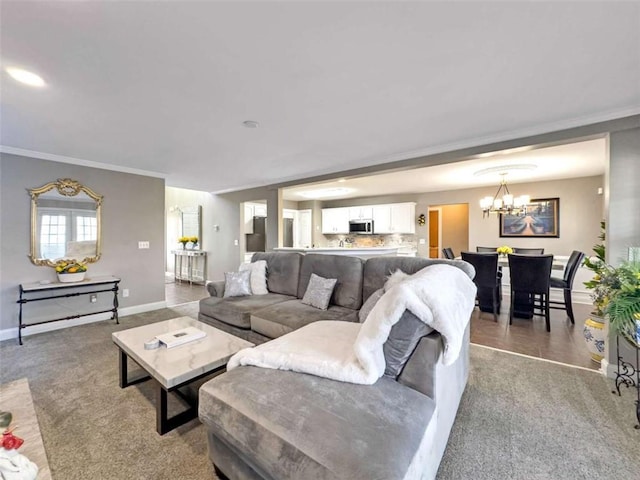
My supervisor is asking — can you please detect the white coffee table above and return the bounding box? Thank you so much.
[112,316,253,434]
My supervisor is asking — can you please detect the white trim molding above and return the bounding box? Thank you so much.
[0,145,167,179]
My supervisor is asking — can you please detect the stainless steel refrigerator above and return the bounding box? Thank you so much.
[283,218,294,248]
[246,216,266,252]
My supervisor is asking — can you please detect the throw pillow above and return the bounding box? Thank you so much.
[301,273,337,310]
[358,288,385,323]
[239,260,268,295]
[383,309,433,378]
[223,270,252,297]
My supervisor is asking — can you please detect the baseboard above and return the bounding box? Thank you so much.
[0,300,167,342]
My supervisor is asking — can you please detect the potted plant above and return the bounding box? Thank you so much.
[582,222,611,362]
[606,261,640,346]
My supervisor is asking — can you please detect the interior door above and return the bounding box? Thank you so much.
[428,210,440,258]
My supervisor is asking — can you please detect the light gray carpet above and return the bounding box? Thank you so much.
[1,305,639,479]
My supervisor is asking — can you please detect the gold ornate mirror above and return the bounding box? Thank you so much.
[29,178,103,267]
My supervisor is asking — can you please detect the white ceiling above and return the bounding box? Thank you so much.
[282,137,607,200]
[1,2,638,193]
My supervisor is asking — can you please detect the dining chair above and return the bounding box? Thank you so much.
[507,254,554,331]
[442,247,455,259]
[548,250,586,323]
[513,247,545,255]
[476,246,497,253]
[461,252,501,321]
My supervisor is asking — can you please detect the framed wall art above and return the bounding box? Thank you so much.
[499,197,559,238]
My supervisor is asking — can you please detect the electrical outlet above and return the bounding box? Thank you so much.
[90,294,97,303]
[138,241,150,249]
[419,238,426,245]
[234,239,239,246]
[122,289,130,298]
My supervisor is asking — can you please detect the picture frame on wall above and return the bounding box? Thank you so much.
[499,197,560,238]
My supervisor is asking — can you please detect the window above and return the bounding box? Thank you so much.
[38,208,97,259]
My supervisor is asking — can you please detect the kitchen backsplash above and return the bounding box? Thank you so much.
[324,234,417,252]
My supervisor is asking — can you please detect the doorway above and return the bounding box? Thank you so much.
[430,203,469,258]
[428,209,441,258]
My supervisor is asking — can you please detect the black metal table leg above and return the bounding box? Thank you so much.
[156,383,198,435]
[118,349,151,388]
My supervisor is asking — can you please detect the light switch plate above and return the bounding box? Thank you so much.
[138,241,150,249]
[419,238,426,245]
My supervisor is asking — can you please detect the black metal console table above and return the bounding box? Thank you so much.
[17,275,120,345]
[612,335,640,429]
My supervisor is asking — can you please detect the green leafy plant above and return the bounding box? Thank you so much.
[606,261,640,343]
[583,221,614,316]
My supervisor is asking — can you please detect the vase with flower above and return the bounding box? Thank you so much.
[188,236,198,249]
[0,412,38,480]
[178,236,189,249]
[496,245,513,258]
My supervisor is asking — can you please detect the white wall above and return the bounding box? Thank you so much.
[0,153,165,335]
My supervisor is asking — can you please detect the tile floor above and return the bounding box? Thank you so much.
[165,279,207,307]
[166,280,598,371]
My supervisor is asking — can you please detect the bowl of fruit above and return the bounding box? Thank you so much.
[55,262,88,283]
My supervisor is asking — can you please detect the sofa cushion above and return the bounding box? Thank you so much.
[384,310,434,378]
[199,293,294,329]
[301,273,337,310]
[239,260,268,295]
[250,299,358,339]
[362,257,475,301]
[223,270,252,297]
[297,254,364,310]
[199,366,436,480]
[251,252,302,296]
[358,287,384,323]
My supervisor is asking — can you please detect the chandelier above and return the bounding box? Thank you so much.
[480,173,530,218]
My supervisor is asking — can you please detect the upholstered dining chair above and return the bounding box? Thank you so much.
[513,247,545,255]
[461,251,501,321]
[548,250,585,323]
[442,247,455,259]
[476,246,497,253]
[507,254,554,331]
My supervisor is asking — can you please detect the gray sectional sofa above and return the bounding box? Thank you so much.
[198,252,475,480]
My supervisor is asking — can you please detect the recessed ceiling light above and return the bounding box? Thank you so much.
[242,120,259,128]
[5,67,45,87]
[298,187,355,199]
[473,164,537,177]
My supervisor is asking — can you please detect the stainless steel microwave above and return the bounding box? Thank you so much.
[349,219,374,234]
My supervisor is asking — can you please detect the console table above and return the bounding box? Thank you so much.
[17,275,120,345]
[612,335,640,429]
[172,250,207,285]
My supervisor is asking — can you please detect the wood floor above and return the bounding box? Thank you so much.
[470,300,597,370]
[165,281,598,371]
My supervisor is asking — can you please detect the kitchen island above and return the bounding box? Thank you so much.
[272,246,399,258]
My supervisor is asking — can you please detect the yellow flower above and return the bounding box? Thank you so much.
[189,236,198,243]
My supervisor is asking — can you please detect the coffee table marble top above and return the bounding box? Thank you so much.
[112,317,253,389]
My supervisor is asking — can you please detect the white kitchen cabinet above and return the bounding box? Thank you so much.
[372,205,392,233]
[321,207,350,234]
[372,203,415,234]
[253,204,267,217]
[390,203,416,234]
[348,206,373,220]
[244,204,254,234]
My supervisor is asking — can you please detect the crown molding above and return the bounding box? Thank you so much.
[0,145,167,179]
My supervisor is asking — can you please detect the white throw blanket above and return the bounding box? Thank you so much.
[227,264,477,385]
